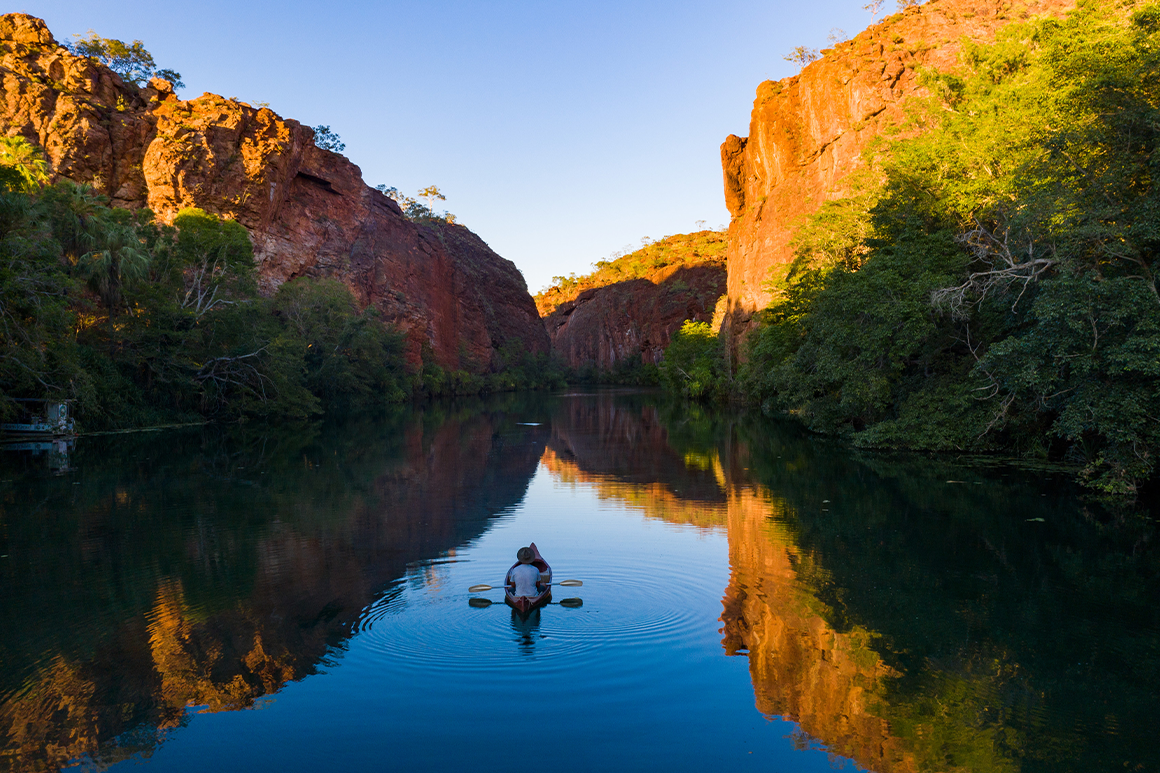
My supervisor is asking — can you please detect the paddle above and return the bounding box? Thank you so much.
[468,580,582,593]
[468,597,583,609]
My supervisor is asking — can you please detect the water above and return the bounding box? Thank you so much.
[0,390,1156,772]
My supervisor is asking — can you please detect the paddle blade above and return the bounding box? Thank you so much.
[468,598,493,609]
[558,579,583,587]
[559,597,583,608]
[468,584,495,593]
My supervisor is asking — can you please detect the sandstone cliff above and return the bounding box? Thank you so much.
[537,232,726,370]
[720,0,1076,346]
[0,14,548,370]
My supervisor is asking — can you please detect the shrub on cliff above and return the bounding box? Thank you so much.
[0,137,48,191]
[64,31,183,88]
[742,0,1160,494]
[375,185,456,224]
[311,125,345,153]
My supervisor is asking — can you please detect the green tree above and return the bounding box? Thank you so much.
[271,278,407,412]
[0,173,79,413]
[661,320,727,401]
[311,125,345,153]
[65,31,183,88]
[740,0,1160,493]
[169,208,255,318]
[40,182,150,317]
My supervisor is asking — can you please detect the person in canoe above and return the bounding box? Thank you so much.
[506,546,546,598]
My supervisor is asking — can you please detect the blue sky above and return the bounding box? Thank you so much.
[34,0,883,293]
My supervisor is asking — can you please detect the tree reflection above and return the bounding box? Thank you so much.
[2,389,1154,772]
[0,395,550,770]
[541,390,1158,773]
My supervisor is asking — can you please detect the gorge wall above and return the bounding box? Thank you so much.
[720,0,1076,347]
[541,263,725,370]
[536,232,726,371]
[0,14,548,371]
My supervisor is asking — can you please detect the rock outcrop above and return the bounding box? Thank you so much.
[720,0,1076,347]
[537,232,726,370]
[543,264,725,370]
[0,14,548,370]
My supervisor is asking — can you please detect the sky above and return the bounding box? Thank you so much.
[33,0,884,293]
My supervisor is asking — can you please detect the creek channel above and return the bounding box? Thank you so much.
[0,389,1155,772]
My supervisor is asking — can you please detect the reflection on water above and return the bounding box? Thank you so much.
[0,390,1155,772]
[510,608,543,656]
[0,395,549,770]
[545,397,1158,773]
[720,489,911,770]
[1,437,73,474]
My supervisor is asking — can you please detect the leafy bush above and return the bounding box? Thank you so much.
[375,185,456,224]
[270,278,407,413]
[660,321,727,401]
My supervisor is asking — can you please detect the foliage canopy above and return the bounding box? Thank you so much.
[0,172,411,426]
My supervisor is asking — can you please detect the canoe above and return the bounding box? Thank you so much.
[504,542,552,614]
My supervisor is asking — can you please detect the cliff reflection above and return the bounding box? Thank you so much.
[0,396,548,771]
[543,394,726,529]
[719,489,916,772]
[540,392,1158,773]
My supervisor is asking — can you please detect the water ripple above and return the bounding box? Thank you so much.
[354,552,715,676]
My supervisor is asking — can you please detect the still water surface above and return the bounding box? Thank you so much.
[0,390,1156,772]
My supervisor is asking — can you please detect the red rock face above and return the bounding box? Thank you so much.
[0,14,548,371]
[720,0,1076,350]
[543,263,726,370]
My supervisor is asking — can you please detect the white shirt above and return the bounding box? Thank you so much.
[508,563,541,597]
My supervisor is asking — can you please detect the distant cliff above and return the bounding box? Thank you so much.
[0,13,548,371]
[537,232,726,370]
[720,0,1076,346]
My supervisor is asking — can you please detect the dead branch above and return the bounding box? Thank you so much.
[181,259,236,318]
[195,347,271,403]
[931,219,1057,320]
